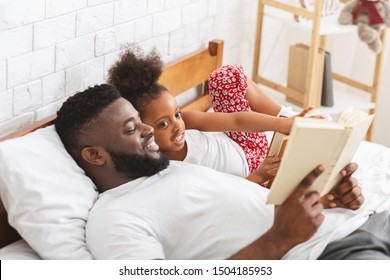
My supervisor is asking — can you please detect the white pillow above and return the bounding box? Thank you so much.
[0,125,98,259]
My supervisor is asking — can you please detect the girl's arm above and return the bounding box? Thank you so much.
[182,107,312,135]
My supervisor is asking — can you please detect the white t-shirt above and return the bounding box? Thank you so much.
[184,129,249,177]
[86,161,371,260]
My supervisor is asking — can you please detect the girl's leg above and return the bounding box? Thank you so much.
[246,80,281,116]
[208,64,269,173]
[247,80,298,117]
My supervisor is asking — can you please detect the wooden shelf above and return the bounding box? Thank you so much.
[264,4,356,36]
[252,0,387,141]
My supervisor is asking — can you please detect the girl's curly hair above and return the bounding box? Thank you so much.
[107,45,167,116]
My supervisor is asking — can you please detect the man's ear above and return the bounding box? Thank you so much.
[81,146,107,166]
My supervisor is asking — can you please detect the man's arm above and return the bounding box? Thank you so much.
[320,163,364,210]
[228,165,325,259]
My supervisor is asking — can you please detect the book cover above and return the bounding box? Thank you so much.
[266,110,374,205]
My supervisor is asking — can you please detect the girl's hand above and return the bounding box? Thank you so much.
[280,106,324,135]
[246,156,281,184]
[297,107,328,120]
[296,106,315,117]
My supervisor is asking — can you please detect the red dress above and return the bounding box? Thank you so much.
[208,64,269,173]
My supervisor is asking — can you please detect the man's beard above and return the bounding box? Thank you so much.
[107,149,169,178]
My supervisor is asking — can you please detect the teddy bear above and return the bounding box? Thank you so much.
[338,0,390,53]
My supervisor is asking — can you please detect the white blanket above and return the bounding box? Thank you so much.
[353,141,390,213]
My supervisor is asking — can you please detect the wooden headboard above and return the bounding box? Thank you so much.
[0,39,224,249]
[159,39,224,111]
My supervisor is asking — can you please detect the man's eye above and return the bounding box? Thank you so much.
[126,127,136,134]
[159,121,169,128]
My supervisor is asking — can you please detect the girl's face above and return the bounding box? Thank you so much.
[141,90,186,155]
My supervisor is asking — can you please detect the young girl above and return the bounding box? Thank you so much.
[107,46,309,185]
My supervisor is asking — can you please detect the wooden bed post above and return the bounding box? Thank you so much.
[208,39,224,68]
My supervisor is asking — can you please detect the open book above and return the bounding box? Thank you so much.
[266,109,374,205]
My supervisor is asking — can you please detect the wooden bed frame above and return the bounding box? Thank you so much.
[0,39,224,249]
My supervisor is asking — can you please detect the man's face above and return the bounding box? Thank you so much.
[97,97,169,177]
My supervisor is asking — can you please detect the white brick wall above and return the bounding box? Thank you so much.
[42,71,66,105]
[13,80,42,115]
[135,16,153,42]
[88,0,113,7]
[152,8,182,36]
[0,0,258,138]
[148,0,165,14]
[183,1,208,26]
[0,26,33,60]
[114,0,148,24]
[65,57,105,95]
[56,35,96,70]
[34,14,77,50]
[0,0,45,29]
[0,61,6,92]
[46,0,87,18]
[8,47,55,88]
[0,90,13,122]
[76,3,114,36]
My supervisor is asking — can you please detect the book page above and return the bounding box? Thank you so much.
[266,114,373,205]
[324,114,374,193]
[267,132,288,158]
[267,132,289,187]
[267,119,348,204]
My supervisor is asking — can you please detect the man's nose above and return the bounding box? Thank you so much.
[140,122,154,137]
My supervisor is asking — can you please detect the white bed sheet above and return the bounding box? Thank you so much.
[0,239,41,260]
[353,141,390,213]
[0,140,389,260]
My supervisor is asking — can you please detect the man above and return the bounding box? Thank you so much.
[55,84,390,260]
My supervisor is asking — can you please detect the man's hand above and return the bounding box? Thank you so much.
[268,165,325,255]
[228,165,325,260]
[321,162,364,210]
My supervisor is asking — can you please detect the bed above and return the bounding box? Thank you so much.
[0,38,389,260]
